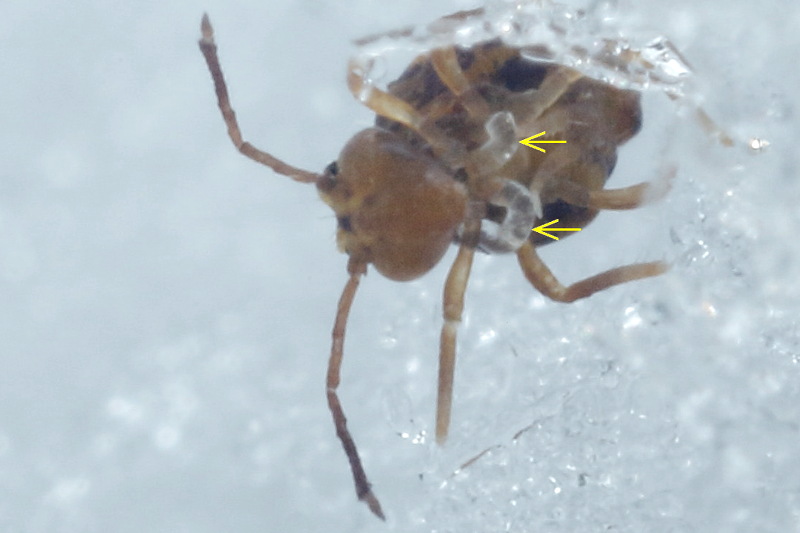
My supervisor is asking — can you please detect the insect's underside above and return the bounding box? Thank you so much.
[198,1,729,520]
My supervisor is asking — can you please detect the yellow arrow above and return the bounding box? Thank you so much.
[519,131,567,153]
[532,219,582,240]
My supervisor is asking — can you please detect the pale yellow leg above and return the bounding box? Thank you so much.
[516,241,667,303]
[347,58,464,162]
[429,47,491,118]
[509,65,583,120]
[588,181,670,210]
[546,167,675,210]
[666,93,735,147]
[436,214,481,444]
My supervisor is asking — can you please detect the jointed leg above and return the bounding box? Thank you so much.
[587,180,671,209]
[347,58,464,163]
[517,241,667,303]
[347,60,453,147]
[347,58,426,130]
[509,62,583,120]
[436,213,481,444]
[429,47,491,118]
[665,94,734,148]
[326,259,385,520]
[553,168,675,211]
[428,47,524,180]
[198,15,318,183]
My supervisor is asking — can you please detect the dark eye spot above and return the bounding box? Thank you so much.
[317,161,339,194]
[337,216,353,232]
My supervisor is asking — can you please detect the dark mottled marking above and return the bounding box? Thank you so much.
[541,199,586,227]
[382,60,448,114]
[484,203,507,225]
[495,58,550,92]
[456,47,475,70]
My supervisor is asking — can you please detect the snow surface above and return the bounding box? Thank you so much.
[2,0,798,531]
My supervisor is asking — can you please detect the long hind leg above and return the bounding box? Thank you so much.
[517,241,666,303]
[436,211,482,444]
[544,167,676,211]
[325,259,385,520]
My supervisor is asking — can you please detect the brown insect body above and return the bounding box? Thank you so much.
[319,39,647,282]
[317,128,467,281]
[199,10,671,521]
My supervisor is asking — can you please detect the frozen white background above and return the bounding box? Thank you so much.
[2,0,798,531]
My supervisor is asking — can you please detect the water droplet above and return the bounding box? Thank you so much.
[748,137,770,152]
